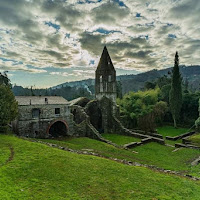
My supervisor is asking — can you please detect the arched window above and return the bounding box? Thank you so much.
[32,109,40,118]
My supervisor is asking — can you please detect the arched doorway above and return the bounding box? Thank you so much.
[48,120,68,138]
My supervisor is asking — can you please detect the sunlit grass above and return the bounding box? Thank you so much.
[1,134,200,199]
[101,133,140,145]
[157,126,189,137]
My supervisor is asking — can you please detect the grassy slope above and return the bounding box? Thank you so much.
[188,134,200,147]
[1,135,200,200]
[37,137,200,177]
[157,126,189,137]
[102,134,140,145]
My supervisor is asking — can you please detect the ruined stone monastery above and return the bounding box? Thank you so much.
[13,46,124,139]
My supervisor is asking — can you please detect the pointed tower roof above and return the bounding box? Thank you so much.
[96,46,115,71]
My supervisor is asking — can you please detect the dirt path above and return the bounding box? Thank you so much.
[0,146,14,168]
[6,146,14,164]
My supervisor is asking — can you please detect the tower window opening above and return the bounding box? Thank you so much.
[108,75,112,82]
[100,75,102,83]
[100,83,103,92]
[105,83,107,92]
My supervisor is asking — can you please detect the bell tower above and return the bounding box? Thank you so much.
[95,46,117,102]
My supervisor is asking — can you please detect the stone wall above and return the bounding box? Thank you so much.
[166,131,196,141]
[16,104,74,138]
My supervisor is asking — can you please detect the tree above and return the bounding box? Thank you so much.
[0,85,18,132]
[160,84,171,103]
[0,72,18,132]
[153,101,168,125]
[144,81,156,90]
[169,52,182,128]
[117,88,168,131]
[0,71,11,87]
[116,81,122,99]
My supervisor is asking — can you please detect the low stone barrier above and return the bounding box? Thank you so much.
[151,137,165,145]
[182,137,192,144]
[175,143,200,150]
[166,131,196,141]
[124,142,140,148]
[131,129,163,139]
[124,137,154,149]
[191,156,200,166]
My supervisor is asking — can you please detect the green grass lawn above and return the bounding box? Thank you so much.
[157,126,189,137]
[35,137,200,178]
[134,143,200,176]
[1,134,200,200]
[165,139,182,146]
[188,133,200,147]
[101,133,140,145]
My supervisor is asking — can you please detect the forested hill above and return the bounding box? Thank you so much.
[12,65,200,99]
[51,65,200,94]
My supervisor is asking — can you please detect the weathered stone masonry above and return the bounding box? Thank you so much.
[13,96,74,138]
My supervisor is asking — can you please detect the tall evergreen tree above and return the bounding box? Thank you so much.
[169,52,182,128]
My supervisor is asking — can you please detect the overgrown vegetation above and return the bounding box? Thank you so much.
[117,88,168,131]
[117,53,200,131]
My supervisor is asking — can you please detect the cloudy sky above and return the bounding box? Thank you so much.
[0,0,200,88]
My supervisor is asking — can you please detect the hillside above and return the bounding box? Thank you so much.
[50,65,200,94]
[12,65,200,99]
[1,134,200,200]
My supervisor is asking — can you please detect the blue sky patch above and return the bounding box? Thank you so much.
[78,0,102,4]
[113,0,126,7]
[65,33,71,38]
[136,13,141,18]
[95,28,121,35]
[45,21,60,31]
[89,60,95,65]
[168,34,177,39]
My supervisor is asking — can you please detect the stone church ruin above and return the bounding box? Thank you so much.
[13,46,165,145]
[13,46,121,139]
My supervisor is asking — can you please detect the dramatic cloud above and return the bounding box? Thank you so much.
[0,0,199,87]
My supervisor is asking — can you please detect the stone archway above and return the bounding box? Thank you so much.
[47,120,68,137]
[85,100,103,133]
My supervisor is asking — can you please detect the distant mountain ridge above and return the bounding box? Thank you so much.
[51,65,200,94]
